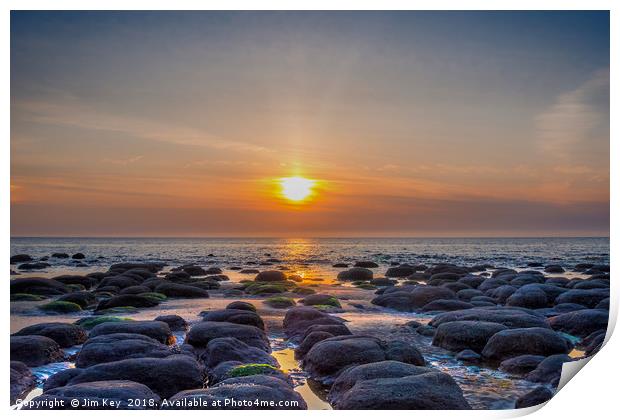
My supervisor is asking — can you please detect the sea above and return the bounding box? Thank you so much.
[10,236,610,275]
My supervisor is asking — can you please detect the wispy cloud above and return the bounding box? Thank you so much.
[101,155,144,165]
[15,98,271,154]
[536,68,609,161]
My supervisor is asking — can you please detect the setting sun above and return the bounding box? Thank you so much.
[279,177,316,202]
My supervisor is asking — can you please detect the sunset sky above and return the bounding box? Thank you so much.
[11,11,609,237]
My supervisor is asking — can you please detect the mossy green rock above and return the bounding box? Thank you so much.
[66,284,86,292]
[96,306,139,314]
[293,287,316,295]
[355,283,377,290]
[75,316,134,330]
[264,296,296,308]
[39,300,82,313]
[245,282,288,295]
[228,363,281,378]
[138,292,167,301]
[302,294,342,308]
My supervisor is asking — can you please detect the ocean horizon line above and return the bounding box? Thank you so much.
[10,235,611,240]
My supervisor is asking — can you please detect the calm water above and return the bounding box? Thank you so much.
[10,237,610,272]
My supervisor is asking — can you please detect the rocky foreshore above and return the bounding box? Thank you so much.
[10,255,610,409]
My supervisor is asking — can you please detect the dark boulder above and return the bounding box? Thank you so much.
[13,322,87,347]
[226,301,257,312]
[328,361,433,406]
[432,321,508,353]
[283,306,346,342]
[301,323,352,341]
[164,375,306,410]
[155,283,210,298]
[10,277,69,296]
[370,277,397,287]
[442,282,472,293]
[11,254,33,264]
[422,299,474,312]
[499,355,545,375]
[595,298,610,310]
[72,253,86,260]
[458,275,485,289]
[354,261,379,268]
[186,321,270,352]
[506,285,549,309]
[371,291,419,312]
[544,303,588,316]
[583,330,606,356]
[180,265,207,276]
[429,308,549,329]
[18,262,51,270]
[457,289,484,301]
[254,270,287,283]
[555,289,609,308]
[303,335,425,384]
[427,264,469,276]
[154,315,188,331]
[545,277,571,287]
[206,361,288,385]
[76,333,175,368]
[98,275,142,290]
[200,337,276,369]
[337,267,373,281]
[96,295,160,311]
[330,365,470,409]
[52,253,70,258]
[89,321,174,344]
[487,285,517,304]
[53,275,98,289]
[470,296,497,304]
[455,349,481,362]
[510,274,545,287]
[11,335,64,367]
[544,265,565,274]
[10,361,36,404]
[44,355,203,399]
[28,380,161,410]
[478,278,508,292]
[372,286,456,312]
[109,262,164,273]
[120,285,151,295]
[482,328,571,361]
[573,280,609,290]
[295,331,334,359]
[548,309,608,337]
[515,386,554,408]
[525,354,571,386]
[385,265,416,278]
[200,309,265,330]
[492,268,517,278]
[57,291,97,308]
[470,301,497,308]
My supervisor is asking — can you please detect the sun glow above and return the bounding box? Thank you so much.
[279,176,316,202]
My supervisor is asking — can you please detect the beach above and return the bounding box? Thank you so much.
[9,237,610,409]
